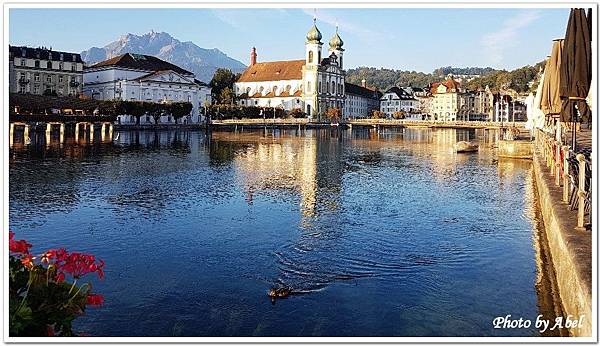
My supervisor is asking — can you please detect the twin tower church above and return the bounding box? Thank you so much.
[234,18,349,118]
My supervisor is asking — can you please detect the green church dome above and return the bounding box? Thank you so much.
[329,26,344,50]
[306,18,322,43]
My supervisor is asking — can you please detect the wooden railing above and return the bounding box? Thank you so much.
[211,118,311,125]
[348,119,527,128]
[537,129,592,229]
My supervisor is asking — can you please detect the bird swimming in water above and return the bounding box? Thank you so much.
[268,287,292,301]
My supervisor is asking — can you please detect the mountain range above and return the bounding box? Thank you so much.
[80,31,246,82]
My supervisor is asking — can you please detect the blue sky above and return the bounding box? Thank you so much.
[9,7,571,72]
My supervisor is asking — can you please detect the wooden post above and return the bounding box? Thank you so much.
[9,123,14,147]
[562,146,570,202]
[555,140,561,186]
[23,125,30,143]
[101,123,107,141]
[549,140,555,174]
[576,154,586,228]
[45,123,52,144]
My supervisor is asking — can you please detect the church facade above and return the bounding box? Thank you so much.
[235,19,346,118]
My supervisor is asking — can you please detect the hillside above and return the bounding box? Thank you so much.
[346,63,543,93]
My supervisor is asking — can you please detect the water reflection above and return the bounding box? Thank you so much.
[9,127,561,337]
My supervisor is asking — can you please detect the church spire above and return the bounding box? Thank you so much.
[306,16,322,43]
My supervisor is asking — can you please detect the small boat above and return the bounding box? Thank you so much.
[455,141,479,153]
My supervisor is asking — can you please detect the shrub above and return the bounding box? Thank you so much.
[392,111,406,119]
[371,110,385,119]
[325,108,342,123]
[289,108,306,118]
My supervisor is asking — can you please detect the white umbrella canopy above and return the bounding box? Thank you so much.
[528,70,547,130]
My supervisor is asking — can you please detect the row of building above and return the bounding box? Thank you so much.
[231,19,527,122]
[9,18,526,123]
[9,46,212,124]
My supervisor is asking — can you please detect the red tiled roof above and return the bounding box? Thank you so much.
[237,60,305,82]
[431,79,461,94]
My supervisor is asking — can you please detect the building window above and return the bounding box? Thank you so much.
[71,64,76,72]
[34,74,40,82]
[308,51,313,63]
[58,63,63,70]
[19,86,26,93]
[20,59,26,66]
[46,76,52,82]
[307,81,311,92]
[35,60,40,68]
[59,76,63,83]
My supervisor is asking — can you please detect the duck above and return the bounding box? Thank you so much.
[268,287,292,299]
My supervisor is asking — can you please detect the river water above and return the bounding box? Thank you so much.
[9,127,563,337]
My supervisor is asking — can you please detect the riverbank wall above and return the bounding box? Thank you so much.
[532,150,592,337]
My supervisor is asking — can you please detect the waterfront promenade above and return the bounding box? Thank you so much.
[209,118,527,129]
[533,129,592,336]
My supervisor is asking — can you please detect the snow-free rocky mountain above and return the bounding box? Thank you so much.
[81,31,246,82]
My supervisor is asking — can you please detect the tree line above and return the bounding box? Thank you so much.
[345,62,545,93]
[105,100,193,125]
[465,61,546,93]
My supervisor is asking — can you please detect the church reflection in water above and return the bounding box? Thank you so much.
[210,129,347,220]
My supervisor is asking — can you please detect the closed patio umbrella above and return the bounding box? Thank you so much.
[541,41,563,118]
[540,40,564,139]
[560,8,592,148]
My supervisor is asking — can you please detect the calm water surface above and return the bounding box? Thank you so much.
[9,127,562,336]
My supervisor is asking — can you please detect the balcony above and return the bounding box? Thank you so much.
[18,78,30,84]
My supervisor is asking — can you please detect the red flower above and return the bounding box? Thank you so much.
[9,231,32,255]
[58,252,105,280]
[41,248,67,264]
[86,294,104,306]
[55,272,65,283]
[20,254,34,269]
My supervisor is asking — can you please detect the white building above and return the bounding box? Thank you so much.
[344,80,381,118]
[430,79,461,121]
[9,46,84,97]
[379,87,418,118]
[82,53,211,124]
[235,19,346,118]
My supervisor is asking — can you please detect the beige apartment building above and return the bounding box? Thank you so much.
[9,46,84,97]
[431,79,461,121]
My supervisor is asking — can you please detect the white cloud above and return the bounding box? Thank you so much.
[211,9,245,30]
[301,8,386,42]
[211,9,288,30]
[481,10,541,65]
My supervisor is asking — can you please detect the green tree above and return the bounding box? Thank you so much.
[219,87,235,105]
[169,102,193,124]
[210,68,240,104]
[147,103,163,124]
